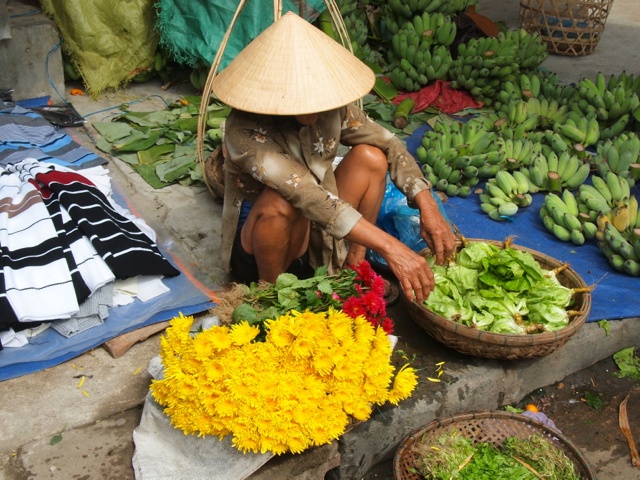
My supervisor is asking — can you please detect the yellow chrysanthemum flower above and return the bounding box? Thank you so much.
[206,325,233,351]
[387,364,419,405]
[229,321,260,345]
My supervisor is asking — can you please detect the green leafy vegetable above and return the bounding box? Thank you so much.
[584,391,605,409]
[412,430,580,480]
[613,347,640,381]
[424,241,583,334]
[598,319,611,335]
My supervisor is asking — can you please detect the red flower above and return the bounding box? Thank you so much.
[341,261,394,334]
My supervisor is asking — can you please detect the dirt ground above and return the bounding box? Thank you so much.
[362,351,640,479]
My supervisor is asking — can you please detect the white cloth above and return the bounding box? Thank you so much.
[132,346,274,480]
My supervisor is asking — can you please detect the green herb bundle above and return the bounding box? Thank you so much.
[411,429,580,480]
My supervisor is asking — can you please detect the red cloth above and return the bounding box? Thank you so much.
[392,80,483,115]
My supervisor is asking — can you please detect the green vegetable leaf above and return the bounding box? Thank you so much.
[316,279,333,295]
[275,273,298,289]
[613,347,640,381]
[503,405,523,413]
[232,303,258,324]
[598,319,611,336]
[50,433,63,446]
[257,306,281,323]
[584,391,604,409]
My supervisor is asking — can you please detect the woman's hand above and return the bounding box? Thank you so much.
[414,190,457,265]
[383,242,435,304]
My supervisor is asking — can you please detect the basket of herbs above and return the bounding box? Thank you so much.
[394,410,597,479]
[403,236,593,360]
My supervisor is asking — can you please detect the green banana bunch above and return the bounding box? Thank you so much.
[189,68,208,92]
[590,132,640,184]
[576,187,608,223]
[423,0,476,15]
[534,70,576,105]
[526,96,568,129]
[539,190,593,245]
[499,137,543,172]
[63,60,82,81]
[574,72,639,140]
[507,28,548,71]
[418,119,503,195]
[388,16,454,91]
[449,32,521,105]
[527,150,590,192]
[594,195,640,275]
[503,99,540,132]
[552,112,600,149]
[574,173,632,224]
[542,130,571,154]
[479,169,535,221]
[422,118,503,158]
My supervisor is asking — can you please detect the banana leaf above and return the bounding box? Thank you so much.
[173,115,199,133]
[134,163,171,189]
[114,110,179,127]
[137,143,175,165]
[374,77,397,103]
[92,121,135,142]
[156,145,196,183]
[163,130,195,145]
[113,127,164,152]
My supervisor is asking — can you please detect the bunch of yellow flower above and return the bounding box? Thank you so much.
[151,309,417,455]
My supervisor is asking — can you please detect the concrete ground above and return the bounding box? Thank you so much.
[1,0,640,479]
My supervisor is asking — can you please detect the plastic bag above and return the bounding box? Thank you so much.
[367,175,450,268]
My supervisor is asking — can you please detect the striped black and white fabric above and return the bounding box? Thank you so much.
[0,165,79,322]
[0,158,179,329]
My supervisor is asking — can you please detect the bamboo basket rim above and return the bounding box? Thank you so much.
[405,237,592,354]
[393,410,598,480]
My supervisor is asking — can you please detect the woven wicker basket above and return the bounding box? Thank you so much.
[519,0,614,56]
[404,238,592,360]
[393,410,597,479]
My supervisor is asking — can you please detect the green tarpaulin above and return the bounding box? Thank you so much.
[40,0,159,97]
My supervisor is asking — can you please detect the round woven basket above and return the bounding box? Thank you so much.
[403,238,592,360]
[393,410,597,479]
[519,0,614,56]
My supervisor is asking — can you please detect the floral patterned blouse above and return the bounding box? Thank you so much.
[220,103,432,274]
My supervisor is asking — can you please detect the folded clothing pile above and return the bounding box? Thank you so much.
[0,158,180,350]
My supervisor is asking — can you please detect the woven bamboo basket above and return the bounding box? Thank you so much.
[519,0,614,56]
[393,410,597,479]
[403,238,592,360]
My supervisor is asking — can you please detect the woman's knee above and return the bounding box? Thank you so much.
[251,188,301,222]
[343,144,388,175]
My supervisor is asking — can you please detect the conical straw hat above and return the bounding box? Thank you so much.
[212,11,375,115]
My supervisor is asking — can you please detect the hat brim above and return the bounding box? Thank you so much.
[212,12,376,116]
